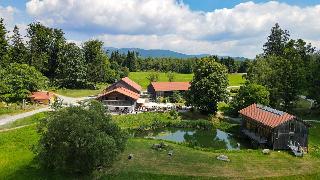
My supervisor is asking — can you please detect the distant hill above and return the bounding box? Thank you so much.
[104,47,247,61]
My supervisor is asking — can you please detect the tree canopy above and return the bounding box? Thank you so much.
[0,63,47,102]
[34,101,127,174]
[186,57,228,114]
[228,82,270,116]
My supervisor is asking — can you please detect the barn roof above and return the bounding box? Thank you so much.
[239,103,296,128]
[121,77,142,92]
[29,91,55,100]
[150,82,190,92]
[98,87,140,100]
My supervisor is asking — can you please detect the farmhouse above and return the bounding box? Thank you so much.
[147,82,190,99]
[97,77,141,112]
[29,91,56,105]
[239,104,308,150]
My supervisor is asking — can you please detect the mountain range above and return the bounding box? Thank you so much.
[104,47,247,61]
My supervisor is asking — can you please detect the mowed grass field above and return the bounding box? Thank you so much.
[54,83,108,97]
[129,72,245,89]
[0,113,319,179]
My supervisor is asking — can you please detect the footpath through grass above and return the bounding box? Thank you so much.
[129,72,245,89]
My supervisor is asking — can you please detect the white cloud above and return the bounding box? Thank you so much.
[26,0,320,58]
[0,5,16,26]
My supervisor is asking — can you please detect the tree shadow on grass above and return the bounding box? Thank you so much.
[6,159,92,180]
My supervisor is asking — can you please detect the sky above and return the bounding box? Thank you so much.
[1,0,320,58]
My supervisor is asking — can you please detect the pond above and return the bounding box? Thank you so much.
[133,128,251,150]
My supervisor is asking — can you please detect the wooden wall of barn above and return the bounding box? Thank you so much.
[272,120,308,150]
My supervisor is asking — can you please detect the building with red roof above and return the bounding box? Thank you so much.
[147,82,190,99]
[98,77,141,113]
[29,91,56,105]
[239,104,308,150]
[106,77,142,94]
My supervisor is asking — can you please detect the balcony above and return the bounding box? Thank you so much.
[102,100,133,107]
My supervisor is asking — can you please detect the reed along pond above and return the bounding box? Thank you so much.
[133,128,251,150]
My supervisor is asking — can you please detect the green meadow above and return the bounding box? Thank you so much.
[129,72,245,89]
[0,112,319,179]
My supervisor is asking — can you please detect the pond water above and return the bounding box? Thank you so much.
[133,128,250,150]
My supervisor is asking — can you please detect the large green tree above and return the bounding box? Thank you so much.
[56,43,87,88]
[27,22,65,78]
[308,54,320,108]
[83,40,112,83]
[0,63,47,102]
[9,25,28,64]
[229,82,270,116]
[34,101,127,174]
[263,23,290,57]
[248,24,314,110]
[0,18,9,67]
[186,57,228,114]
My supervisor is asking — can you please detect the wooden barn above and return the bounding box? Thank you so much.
[239,104,308,150]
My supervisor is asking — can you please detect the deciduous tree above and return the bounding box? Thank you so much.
[34,101,127,174]
[186,57,228,114]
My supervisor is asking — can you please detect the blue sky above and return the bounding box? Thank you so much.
[1,0,320,58]
[184,0,320,11]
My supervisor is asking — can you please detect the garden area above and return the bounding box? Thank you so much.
[0,111,319,179]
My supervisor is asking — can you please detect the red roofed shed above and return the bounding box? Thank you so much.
[239,104,308,150]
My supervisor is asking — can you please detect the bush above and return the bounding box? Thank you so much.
[34,101,127,174]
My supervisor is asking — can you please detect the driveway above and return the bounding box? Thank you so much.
[0,107,50,126]
[0,94,95,126]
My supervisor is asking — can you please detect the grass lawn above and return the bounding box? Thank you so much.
[0,124,319,179]
[0,112,320,179]
[129,72,245,89]
[53,83,108,97]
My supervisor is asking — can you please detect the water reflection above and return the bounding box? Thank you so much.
[134,128,248,150]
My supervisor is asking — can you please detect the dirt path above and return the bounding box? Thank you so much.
[0,94,94,126]
[0,107,50,126]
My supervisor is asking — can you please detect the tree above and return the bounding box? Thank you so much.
[0,18,9,67]
[248,24,313,110]
[83,40,111,83]
[146,71,159,82]
[263,23,290,57]
[186,57,228,114]
[9,25,28,64]
[228,82,270,116]
[124,51,138,72]
[170,91,184,103]
[27,22,52,74]
[308,54,320,108]
[27,22,66,79]
[167,71,175,82]
[0,63,47,102]
[34,101,127,174]
[56,43,87,88]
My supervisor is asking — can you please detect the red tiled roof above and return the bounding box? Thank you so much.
[29,91,55,100]
[239,103,296,128]
[150,82,190,92]
[121,77,142,92]
[98,87,140,100]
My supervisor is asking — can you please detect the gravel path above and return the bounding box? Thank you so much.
[0,94,95,126]
[0,107,50,126]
